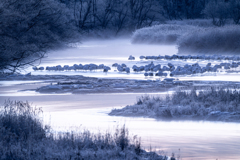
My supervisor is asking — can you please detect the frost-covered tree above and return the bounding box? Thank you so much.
[0,0,77,73]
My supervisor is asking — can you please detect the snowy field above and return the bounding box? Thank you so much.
[1,39,240,159]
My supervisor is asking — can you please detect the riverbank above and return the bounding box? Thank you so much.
[109,88,240,122]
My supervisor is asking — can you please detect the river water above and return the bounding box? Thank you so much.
[0,39,240,159]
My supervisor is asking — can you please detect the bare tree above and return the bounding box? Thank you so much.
[203,0,230,26]
[73,0,93,30]
[111,0,129,35]
[94,0,115,29]
[229,0,240,24]
[129,0,158,29]
[0,0,77,73]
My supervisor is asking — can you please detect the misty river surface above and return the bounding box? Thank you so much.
[1,39,240,159]
[29,39,240,81]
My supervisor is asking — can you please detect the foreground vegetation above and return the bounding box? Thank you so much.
[0,100,168,160]
[110,88,240,122]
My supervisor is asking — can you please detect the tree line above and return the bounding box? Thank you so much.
[60,0,240,33]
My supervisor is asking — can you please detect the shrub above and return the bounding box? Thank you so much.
[110,87,240,121]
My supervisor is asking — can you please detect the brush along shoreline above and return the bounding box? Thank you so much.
[109,88,240,123]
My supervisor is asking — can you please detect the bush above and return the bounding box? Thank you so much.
[178,25,240,54]
[0,100,47,142]
[109,87,240,121]
[131,24,198,44]
[0,100,48,159]
[0,100,165,160]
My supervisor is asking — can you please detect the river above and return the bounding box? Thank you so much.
[0,39,240,160]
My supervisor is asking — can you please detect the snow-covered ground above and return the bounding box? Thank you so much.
[1,39,240,159]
